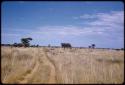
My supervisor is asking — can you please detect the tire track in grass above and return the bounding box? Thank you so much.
[17,48,56,84]
[17,54,39,83]
[43,48,67,83]
[42,48,56,83]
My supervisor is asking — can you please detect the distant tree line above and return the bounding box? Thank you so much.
[1,37,124,51]
[1,42,124,51]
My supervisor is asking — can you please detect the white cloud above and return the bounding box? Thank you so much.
[2,11,123,48]
[4,10,124,40]
[3,11,124,42]
[74,11,124,23]
[90,11,124,26]
[77,11,123,33]
[29,25,101,38]
[71,11,124,46]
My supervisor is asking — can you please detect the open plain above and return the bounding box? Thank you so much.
[1,46,124,84]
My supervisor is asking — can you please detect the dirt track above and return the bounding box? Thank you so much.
[1,47,124,84]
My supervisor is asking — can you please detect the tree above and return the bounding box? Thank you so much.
[91,44,95,49]
[88,46,91,48]
[61,43,72,49]
[21,37,32,47]
[13,43,18,47]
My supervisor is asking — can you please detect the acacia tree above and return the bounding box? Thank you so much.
[91,44,95,49]
[21,37,32,47]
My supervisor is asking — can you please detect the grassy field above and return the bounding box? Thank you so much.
[1,46,124,84]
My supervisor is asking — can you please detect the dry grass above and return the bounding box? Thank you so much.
[1,46,124,84]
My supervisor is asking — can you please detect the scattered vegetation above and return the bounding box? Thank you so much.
[1,46,124,84]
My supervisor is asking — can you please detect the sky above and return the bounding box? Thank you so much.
[1,1,124,48]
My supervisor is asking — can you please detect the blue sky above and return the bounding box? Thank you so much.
[1,1,124,48]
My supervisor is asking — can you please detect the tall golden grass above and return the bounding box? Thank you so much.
[1,46,124,84]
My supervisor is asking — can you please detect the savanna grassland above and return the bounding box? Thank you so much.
[1,46,124,84]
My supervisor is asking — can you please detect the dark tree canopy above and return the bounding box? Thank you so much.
[91,44,95,48]
[88,46,91,48]
[21,37,33,47]
[61,43,72,48]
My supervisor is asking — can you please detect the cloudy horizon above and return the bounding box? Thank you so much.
[1,1,124,48]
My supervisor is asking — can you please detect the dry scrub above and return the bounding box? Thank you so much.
[1,46,124,84]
